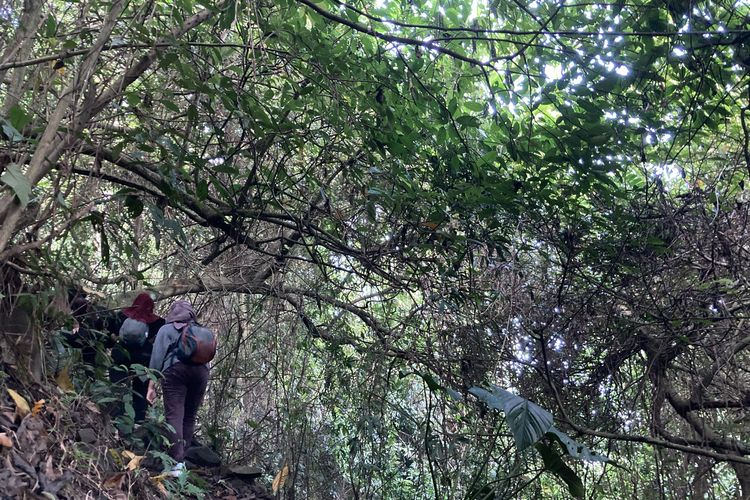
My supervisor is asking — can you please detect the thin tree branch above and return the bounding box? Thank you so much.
[0,41,268,71]
[304,0,750,37]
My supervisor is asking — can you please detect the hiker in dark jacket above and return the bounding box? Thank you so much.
[61,289,117,380]
[147,300,210,477]
[110,292,165,423]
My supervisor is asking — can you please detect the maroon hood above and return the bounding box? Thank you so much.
[122,292,161,324]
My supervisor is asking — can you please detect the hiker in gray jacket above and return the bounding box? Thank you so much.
[147,300,210,477]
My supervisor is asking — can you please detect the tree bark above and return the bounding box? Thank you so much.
[0,0,45,89]
[0,0,126,252]
[0,4,221,256]
[731,461,750,500]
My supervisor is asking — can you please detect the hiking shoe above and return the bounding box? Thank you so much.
[168,462,186,478]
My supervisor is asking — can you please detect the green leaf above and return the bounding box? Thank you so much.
[187,104,199,120]
[123,393,135,420]
[646,236,665,247]
[161,99,180,112]
[448,97,458,115]
[408,372,462,401]
[464,101,485,113]
[469,386,553,450]
[100,226,110,266]
[420,372,442,392]
[1,118,23,142]
[480,150,499,166]
[219,0,237,29]
[8,105,31,131]
[589,134,609,146]
[125,93,140,107]
[361,36,376,55]
[536,442,585,498]
[456,115,481,128]
[196,179,209,200]
[366,201,376,222]
[1,164,32,206]
[124,195,144,218]
[44,14,57,37]
[644,8,669,32]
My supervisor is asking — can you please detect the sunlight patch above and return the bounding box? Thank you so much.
[615,65,629,76]
[544,64,562,81]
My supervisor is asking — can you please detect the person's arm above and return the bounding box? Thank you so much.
[146,326,170,405]
[149,325,170,372]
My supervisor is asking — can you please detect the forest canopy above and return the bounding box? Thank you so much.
[1,0,749,497]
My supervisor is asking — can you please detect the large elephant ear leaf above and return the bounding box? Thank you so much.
[469,386,554,450]
[535,442,585,498]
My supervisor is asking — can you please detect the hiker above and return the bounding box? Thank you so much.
[147,300,216,477]
[109,292,165,424]
[60,289,117,380]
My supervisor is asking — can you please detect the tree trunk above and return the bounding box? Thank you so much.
[0,301,43,383]
[0,0,45,88]
[732,461,750,500]
[689,457,712,500]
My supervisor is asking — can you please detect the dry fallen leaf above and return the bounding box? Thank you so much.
[6,389,30,418]
[154,481,169,496]
[32,400,45,416]
[44,454,61,480]
[125,454,145,471]
[102,472,127,490]
[272,464,289,494]
[84,401,100,414]
[0,432,12,448]
[16,415,48,463]
[151,473,170,496]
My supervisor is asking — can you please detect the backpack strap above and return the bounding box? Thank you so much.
[164,322,185,367]
[164,321,198,367]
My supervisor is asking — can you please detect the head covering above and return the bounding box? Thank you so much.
[70,296,90,319]
[68,288,90,319]
[122,292,161,324]
[165,300,196,329]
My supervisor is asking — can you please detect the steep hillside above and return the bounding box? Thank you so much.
[0,364,272,499]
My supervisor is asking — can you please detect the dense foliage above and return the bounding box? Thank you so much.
[1,0,749,497]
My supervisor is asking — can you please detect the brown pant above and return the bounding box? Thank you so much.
[162,362,209,462]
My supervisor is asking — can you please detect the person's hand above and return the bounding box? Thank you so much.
[146,381,157,405]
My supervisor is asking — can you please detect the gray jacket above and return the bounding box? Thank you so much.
[149,323,181,373]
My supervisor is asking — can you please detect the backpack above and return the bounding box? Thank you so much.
[171,323,216,365]
[119,318,148,347]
